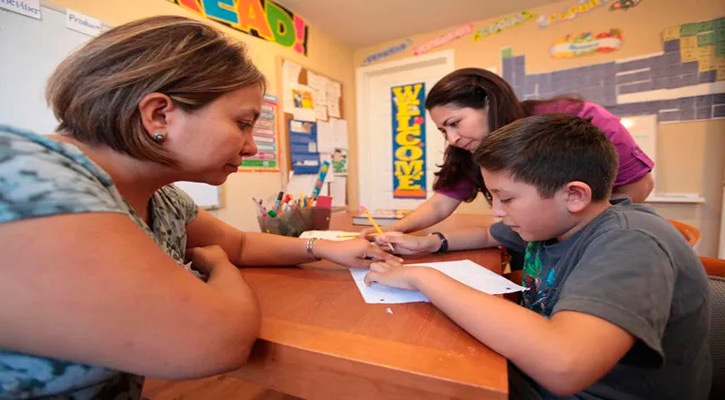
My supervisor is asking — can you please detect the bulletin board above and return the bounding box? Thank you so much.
[280,58,349,207]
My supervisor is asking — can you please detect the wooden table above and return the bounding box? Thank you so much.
[230,211,508,399]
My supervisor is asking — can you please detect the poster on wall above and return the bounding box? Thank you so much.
[167,0,308,55]
[414,24,473,55]
[609,0,643,11]
[362,39,412,65]
[536,0,609,28]
[501,17,724,126]
[664,17,725,80]
[239,94,279,171]
[391,83,427,199]
[472,11,536,41]
[549,29,623,58]
[289,120,320,174]
[288,83,316,121]
[332,148,347,176]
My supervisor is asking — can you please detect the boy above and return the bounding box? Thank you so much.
[365,115,711,399]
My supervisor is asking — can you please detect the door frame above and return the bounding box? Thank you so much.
[355,49,455,209]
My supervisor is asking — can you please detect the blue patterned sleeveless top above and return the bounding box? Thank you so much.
[0,125,198,399]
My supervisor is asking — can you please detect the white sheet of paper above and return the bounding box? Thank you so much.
[349,259,526,304]
[313,89,328,121]
[326,80,341,119]
[283,60,302,85]
[286,174,317,197]
[330,177,347,206]
[316,120,336,154]
[328,100,341,119]
[308,72,329,90]
[300,230,359,241]
[331,118,349,149]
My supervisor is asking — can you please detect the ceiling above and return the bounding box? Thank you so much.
[274,0,564,48]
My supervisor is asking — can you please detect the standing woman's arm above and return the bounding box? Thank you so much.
[382,192,462,233]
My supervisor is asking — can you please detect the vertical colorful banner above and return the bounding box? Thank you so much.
[391,83,426,199]
[239,94,279,171]
[168,0,308,55]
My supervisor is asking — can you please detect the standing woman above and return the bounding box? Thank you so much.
[367,68,654,237]
[0,16,396,399]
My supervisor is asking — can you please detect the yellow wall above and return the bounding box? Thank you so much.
[48,0,359,233]
[354,0,725,256]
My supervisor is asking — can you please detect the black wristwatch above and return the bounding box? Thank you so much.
[427,232,448,254]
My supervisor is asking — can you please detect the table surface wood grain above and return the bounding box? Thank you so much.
[229,211,508,399]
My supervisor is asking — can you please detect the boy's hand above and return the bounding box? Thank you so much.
[314,238,404,269]
[373,232,439,255]
[364,260,425,291]
[185,245,232,275]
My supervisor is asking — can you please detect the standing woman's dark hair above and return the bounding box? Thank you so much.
[425,68,526,202]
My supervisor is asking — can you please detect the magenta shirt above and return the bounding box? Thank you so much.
[437,101,654,201]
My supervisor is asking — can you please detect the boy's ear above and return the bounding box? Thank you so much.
[563,181,592,213]
[138,92,176,140]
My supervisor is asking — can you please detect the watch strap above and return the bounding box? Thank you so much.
[427,232,448,254]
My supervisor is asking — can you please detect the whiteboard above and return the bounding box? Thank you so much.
[174,181,222,210]
[0,5,88,134]
[0,5,222,209]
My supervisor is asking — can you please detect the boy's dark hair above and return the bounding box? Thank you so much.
[425,68,526,202]
[473,114,618,201]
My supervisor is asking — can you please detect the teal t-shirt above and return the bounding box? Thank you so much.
[0,125,199,399]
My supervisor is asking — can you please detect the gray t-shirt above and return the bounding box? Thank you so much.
[491,199,711,399]
[0,125,199,399]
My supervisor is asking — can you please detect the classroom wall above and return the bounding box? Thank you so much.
[353,0,725,257]
[41,0,723,255]
[47,0,359,233]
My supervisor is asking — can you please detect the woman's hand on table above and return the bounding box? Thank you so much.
[315,238,403,269]
[372,232,439,255]
[185,245,233,276]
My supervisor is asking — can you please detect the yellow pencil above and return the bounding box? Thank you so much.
[336,232,379,238]
[359,204,395,252]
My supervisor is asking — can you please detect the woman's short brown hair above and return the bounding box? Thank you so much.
[46,15,266,164]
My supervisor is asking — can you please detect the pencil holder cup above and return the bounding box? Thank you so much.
[257,207,331,237]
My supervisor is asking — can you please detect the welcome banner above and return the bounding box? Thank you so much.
[391,83,427,199]
[168,0,308,55]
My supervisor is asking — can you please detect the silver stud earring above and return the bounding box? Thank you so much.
[153,132,166,142]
